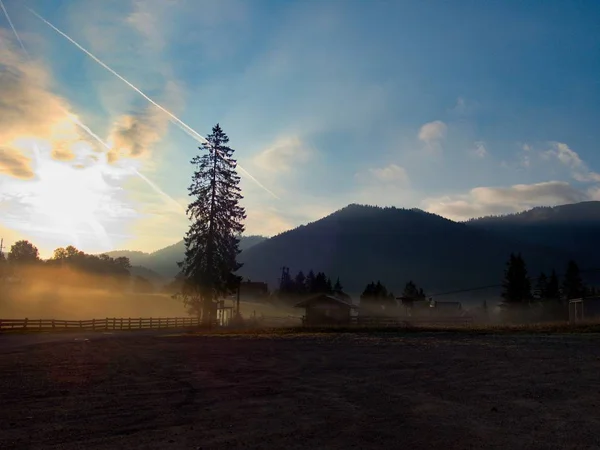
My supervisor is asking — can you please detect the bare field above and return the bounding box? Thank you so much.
[2,332,600,449]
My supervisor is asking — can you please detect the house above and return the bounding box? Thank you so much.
[294,293,358,326]
[569,296,600,322]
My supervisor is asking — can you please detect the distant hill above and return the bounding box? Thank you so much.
[105,202,600,302]
[237,204,580,301]
[105,235,268,279]
[465,201,600,262]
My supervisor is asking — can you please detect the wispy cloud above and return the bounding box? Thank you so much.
[252,136,314,175]
[544,142,600,183]
[471,141,488,158]
[423,181,589,220]
[0,30,93,177]
[418,120,447,154]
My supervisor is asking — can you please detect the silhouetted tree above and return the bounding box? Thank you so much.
[546,270,561,300]
[333,277,343,293]
[501,253,532,306]
[534,272,548,300]
[305,270,316,293]
[176,124,246,324]
[562,260,585,300]
[8,240,40,265]
[360,280,395,313]
[294,271,306,296]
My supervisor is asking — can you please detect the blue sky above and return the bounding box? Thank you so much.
[1,0,599,256]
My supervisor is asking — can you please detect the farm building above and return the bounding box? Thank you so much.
[569,296,600,322]
[295,294,358,326]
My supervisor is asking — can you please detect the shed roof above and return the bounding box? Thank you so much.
[294,294,358,309]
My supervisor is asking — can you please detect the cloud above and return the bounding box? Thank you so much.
[423,181,589,221]
[0,31,93,178]
[471,141,488,158]
[252,136,314,174]
[0,148,34,179]
[356,164,410,186]
[544,142,600,183]
[418,120,447,153]
[106,80,184,164]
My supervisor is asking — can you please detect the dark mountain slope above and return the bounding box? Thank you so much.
[238,204,577,298]
[465,201,600,265]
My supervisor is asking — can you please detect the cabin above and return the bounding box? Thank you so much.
[569,296,600,322]
[295,294,358,326]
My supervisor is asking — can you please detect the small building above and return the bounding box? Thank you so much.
[294,294,358,326]
[569,296,600,322]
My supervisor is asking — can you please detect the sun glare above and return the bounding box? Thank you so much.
[20,146,116,250]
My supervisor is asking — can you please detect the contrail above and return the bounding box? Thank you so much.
[0,0,28,57]
[0,3,187,213]
[27,6,280,200]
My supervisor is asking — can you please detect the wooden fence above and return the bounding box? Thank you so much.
[0,317,201,332]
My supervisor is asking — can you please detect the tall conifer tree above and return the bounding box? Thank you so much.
[177,124,246,324]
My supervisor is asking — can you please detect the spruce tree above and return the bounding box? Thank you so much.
[562,260,585,300]
[294,271,306,296]
[501,253,532,306]
[333,277,343,293]
[534,272,548,300]
[305,270,316,293]
[177,124,246,324]
[546,270,560,300]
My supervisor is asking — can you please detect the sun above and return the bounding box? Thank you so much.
[20,141,116,250]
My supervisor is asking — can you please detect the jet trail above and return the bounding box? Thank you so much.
[0,0,28,57]
[0,2,187,213]
[27,7,280,200]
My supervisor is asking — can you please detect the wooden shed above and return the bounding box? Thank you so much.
[295,294,357,326]
[569,296,600,322]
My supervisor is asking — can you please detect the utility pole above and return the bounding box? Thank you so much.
[0,238,5,258]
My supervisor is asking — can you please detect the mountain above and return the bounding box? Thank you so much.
[465,201,600,264]
[237,204,581,300]
[105,235,268,279]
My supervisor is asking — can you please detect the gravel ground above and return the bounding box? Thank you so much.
[2,332,600,449]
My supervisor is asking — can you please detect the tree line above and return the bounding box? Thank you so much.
[0,240,153,292]
[500,253,596,319]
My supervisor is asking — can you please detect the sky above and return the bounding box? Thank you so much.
[1,0,599,258]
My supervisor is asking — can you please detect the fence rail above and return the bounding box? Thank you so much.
[0,317,201,332]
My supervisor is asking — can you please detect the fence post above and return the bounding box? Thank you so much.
[92,319,96,331]
[24,318,28,330]
[52,319,55,329]
[128,318,131,330]
[120,318,123,330]
[150,317,153,329]
[139,318,142,329]
[79,320,82,329]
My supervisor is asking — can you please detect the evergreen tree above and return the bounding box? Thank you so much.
[534,272,548,300]
[501,253,532,305]
[360,280,395,312]
[546,269,561,300]
[333,277,343,293]
[562,260,585,300]
[294,271,306,296]
[305,270,316,293]
[176,124,246,324]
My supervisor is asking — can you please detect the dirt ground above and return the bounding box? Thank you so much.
[2,332,600,450]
